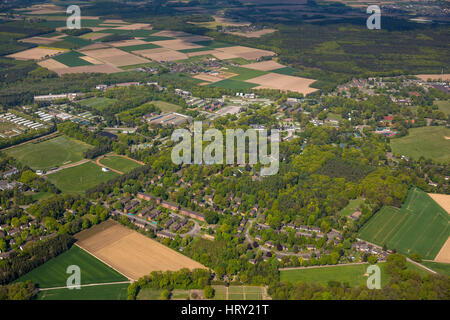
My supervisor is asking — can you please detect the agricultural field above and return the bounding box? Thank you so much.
[421,261,450,277]
[52,51,93,67]
[358,188,450,260]
[16,246,127,288]
[5,135,92,170]
[47,161,120,194]
[280,262,429,287]
[339,198,365,217]
[74,220,207,280]
[212,285,265,300]
[98,155,143,173]
[36,283,129,300]
[390,126,450,163]
[209,79,258,90]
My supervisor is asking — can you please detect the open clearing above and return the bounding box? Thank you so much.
[214,46,275,60]
[225,29,277,38]
[7,47,66,60]
[280,262,428,287]
[36,283,129,300]
[47,161,120,194]
[5,135,92,170]
[152,100,182,112]
[75,220,207,280]
[358,188,450,260]
[245,73,317,94]
[339,198,365,217]
[16,246,127,288]
[436,100,450,116]
[77,97,118,111]
[390,126,450,163]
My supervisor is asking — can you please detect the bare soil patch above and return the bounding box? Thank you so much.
[7,47,65,61]
[83,47,150,67]
[37,58,68,70]
[415,74,450,81]
[242,60,286,71]
[150,39,204,50]
[246,73,317,94]
[226,29,277,38]
[52,64,122,75]
[216,46,275,60]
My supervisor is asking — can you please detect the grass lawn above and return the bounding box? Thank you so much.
[47,161,120,194]
[28,191,53,201]
[77,97,117,111]
[171,289,190,299]
[280,262,429,287]
[99,155,142,173]
[136,288,164,300]
[390,126,450,163]
[16,246,127,288]
[339,198,365,217]
[36,283,129,300]
[152,100,181,112]
[436,100,450,116]
[358,188,450,260]
[5,135,92,170]
[421,261,450,277]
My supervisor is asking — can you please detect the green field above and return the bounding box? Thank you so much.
[16,246,127,288]
[36,283,129,300]
[339,198,365,217]
[5,135,92,170]
[52,51,92,67]
[390,126,450,163]
[225,66,268,81]
[77,97,117,111]
[47,161,120,194]
[209,79,258,90]
[99,155,142,173]
[152,100,181,112]
[436,100,450,116]
[358,188,450,260]
[280,262,429,287]
[136,288,164,300]
[421,261,450,277]
[271,67,300,76]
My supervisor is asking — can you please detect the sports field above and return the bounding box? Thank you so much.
[390,126,450,163]
[36,283,129,300]
[99,155,142,173]
[212,285,265,300]
[358,188,450,260]
[75,220,207,280]
[5,135,92,170]
[339,198,365,217]
[47,161,120,194]
[152,100,181,112]
[280,262,428,287]
[16,246,127,288]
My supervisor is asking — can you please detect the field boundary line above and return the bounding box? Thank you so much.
[39,280,132,291]
[74,243,135,281]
